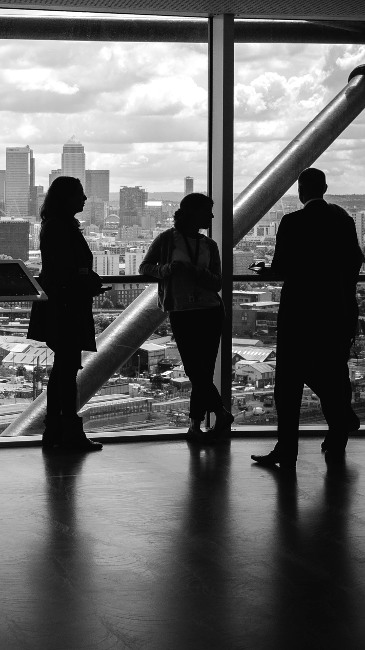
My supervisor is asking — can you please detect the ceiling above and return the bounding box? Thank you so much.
[1,0,365,21]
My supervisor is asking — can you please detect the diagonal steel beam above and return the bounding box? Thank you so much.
[3,65,365,436]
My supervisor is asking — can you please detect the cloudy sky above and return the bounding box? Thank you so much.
[0,12,364,195]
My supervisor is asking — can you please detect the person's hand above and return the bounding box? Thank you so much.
[248,261,266,274]
[170,260,196,276]
[78,269,104,296]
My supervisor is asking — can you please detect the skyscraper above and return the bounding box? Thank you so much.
[125,247,149,275]
[93,250,119,276]
[0,170,5,215]
[28,154,37,217]
[85,170,110,203]
[61,136,85,187]
[49,169,62,188]
[142,200,162,230]
[0,220,30,260]
[5,146,34,218]
[184,176,194,196]
[119,186,148,227]
[82,197,108,227]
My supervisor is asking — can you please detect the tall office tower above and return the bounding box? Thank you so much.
[5,145,33,218]
[0,219,30,260]
[184,176,194,196]
[49,169,62,188]
[142,200,163,230]
[85,170,110,203]
[61,136,85,187]
[34,186,45,220]
[82,197,108,227]
[0,170,5,214]
[28,153,38,217]
[119,186,148,228]
[30,222,42,250]
[125,247,149,275]
[93,250,119,276]
[349,210,365,247]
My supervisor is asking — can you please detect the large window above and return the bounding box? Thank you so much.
[0,11,209,433]
[1,16,365,435]
[232,41,365,430]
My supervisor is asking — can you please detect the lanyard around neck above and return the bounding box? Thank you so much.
[182,233,200,266]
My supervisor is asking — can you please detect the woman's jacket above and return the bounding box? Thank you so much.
[139,227,222,311]
[27,217,102,352]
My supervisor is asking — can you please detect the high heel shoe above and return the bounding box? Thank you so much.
[207,408,234,442]
[186,418,208,444]
[213,408,234,430]
[59,416,103,452]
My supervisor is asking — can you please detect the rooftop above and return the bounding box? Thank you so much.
[235,361,275,372]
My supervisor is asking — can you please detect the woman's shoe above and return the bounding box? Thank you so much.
[209,408,234,440]
[42,415,63,449]
[60,416,103,452]
[186,424,207,443]
[321,431,348,453]
[186,418,204,441]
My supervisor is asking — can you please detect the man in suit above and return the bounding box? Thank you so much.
[251,167,363,470]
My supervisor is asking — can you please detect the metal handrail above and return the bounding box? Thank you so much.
[101,273,365,284]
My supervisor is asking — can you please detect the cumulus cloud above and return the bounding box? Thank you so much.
[235,70,325,122]
[321,42,365,122]
[234,43,365,194]
[0,36,361,193]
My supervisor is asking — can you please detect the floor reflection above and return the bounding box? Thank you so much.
[28,451,104,650]
[269,460,360,650]
[158,441,233,649]
[2,439,365,649]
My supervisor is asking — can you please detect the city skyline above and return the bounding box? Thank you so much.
[0,23,363,194]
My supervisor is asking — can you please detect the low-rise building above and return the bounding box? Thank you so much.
[234,360,275,387]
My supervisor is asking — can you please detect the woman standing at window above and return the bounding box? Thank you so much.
[27,176,104,451]
[139,193,233,442]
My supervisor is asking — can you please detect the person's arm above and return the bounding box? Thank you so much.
[343,215,364,281]
[40,222,79,292]
[270,215,291,279]
[195,239,222,292]
[139,233,172,280]
[41,222,103,298]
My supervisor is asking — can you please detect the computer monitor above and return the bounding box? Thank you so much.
[0,260,47,302]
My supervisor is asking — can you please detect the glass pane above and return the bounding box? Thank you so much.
[83,296,193,434]
[234,41,365,431]
[0,24,208,433]
[232,277,279,427]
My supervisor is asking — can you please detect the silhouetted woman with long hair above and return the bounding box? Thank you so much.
[27,176,103,451]
[140,192,233,442]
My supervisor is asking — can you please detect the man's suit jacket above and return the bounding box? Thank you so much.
[271,199,364,342]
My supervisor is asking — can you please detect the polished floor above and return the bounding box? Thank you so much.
[1,437,365,650]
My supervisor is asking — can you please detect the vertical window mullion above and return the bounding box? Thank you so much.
[209,14,234,413]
